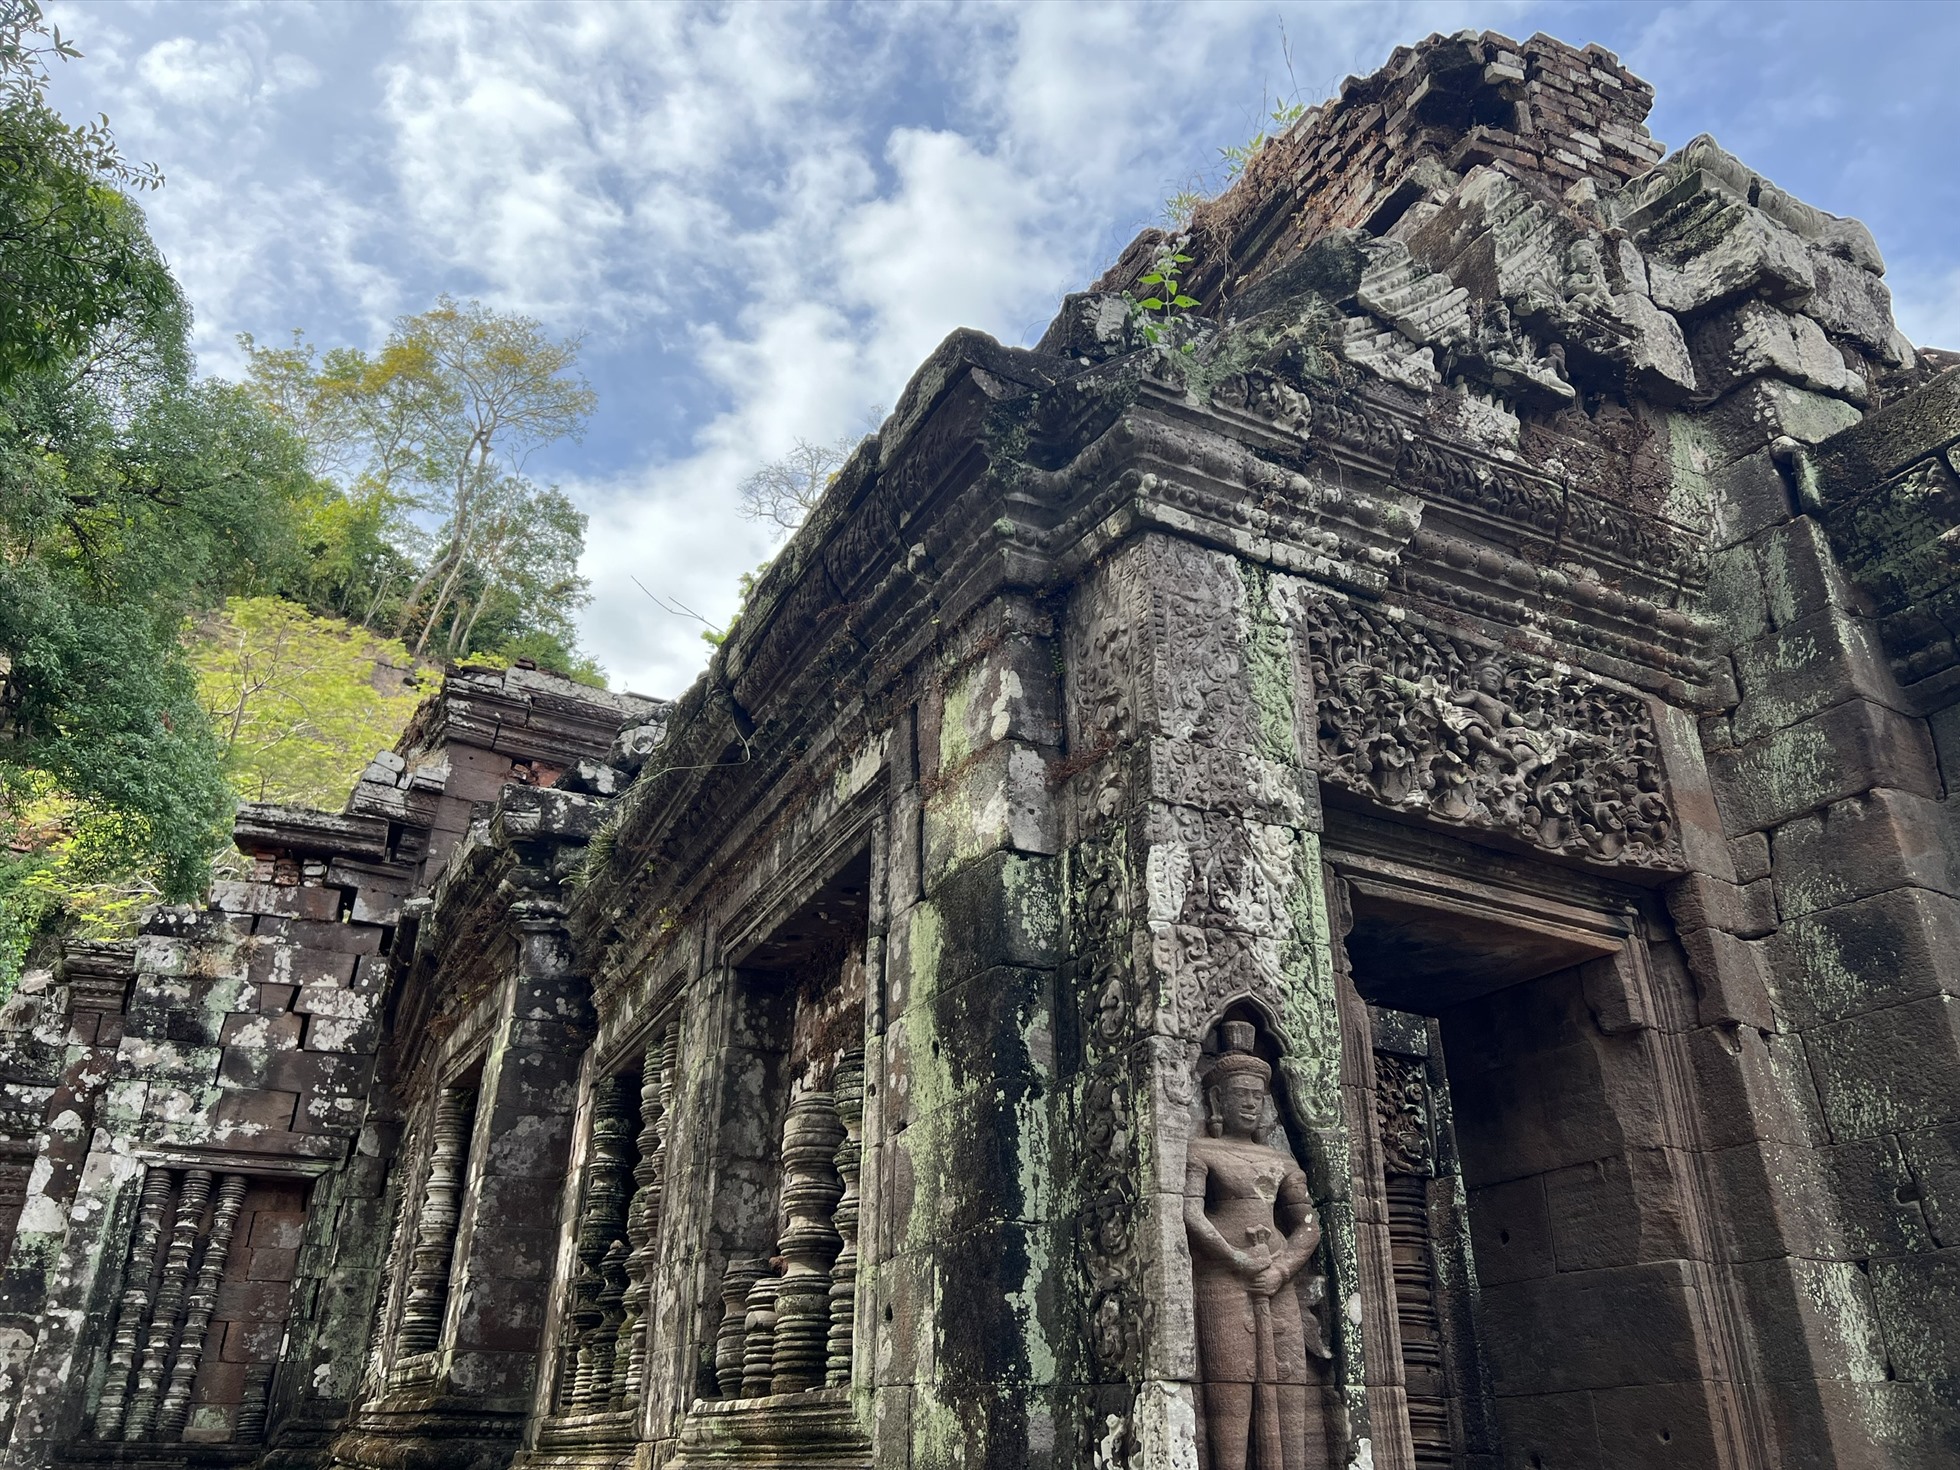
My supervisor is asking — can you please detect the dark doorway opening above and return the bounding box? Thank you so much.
[1339,854,1649,1470]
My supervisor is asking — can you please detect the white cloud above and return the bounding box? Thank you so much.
[1892,263,1960,354]
[136,35,254,108]
[38,0,1960,697]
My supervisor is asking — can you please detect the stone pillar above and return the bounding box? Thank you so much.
[434,901,596,1409]
[873,592,1065,1465]
[1681,246,1956,1466]
[1054,536,1353,1469]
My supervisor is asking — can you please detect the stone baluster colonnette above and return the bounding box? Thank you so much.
[770,1089,844,1394]
[95,1170,173,1439]
[709,1073,861,1402]
[124,1168,213,1438]
[739,1275,781,1400]
[826,1050,865,1388]
[155,1172,249,1438]
[396,1084,479,1357]
[716,1258,770,1398]
[616,1020,679,1410]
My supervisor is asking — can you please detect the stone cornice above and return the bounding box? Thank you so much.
[572,321,1724,963]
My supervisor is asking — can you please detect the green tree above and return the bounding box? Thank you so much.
[0,0,311,979]
[0,0,164,387]
[242,299,601,672]
[188,596,427,808]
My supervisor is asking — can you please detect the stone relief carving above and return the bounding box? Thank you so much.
[1304,598,1677,866]
[1063,821,1155,1470]
[1185,1022,1331,1470]
[1372,1053,1434,1179]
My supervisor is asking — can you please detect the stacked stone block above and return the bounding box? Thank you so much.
[1678,190,1960,1460]
[0,26,1955,1470]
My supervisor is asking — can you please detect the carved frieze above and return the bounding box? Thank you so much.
[1304,597,1678,867]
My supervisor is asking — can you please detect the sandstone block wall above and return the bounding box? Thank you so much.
[0,27,1954,1470]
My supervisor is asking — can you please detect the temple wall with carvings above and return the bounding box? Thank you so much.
[0,25,1953,1470]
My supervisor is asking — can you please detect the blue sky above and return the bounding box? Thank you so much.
[41,1,1960,697]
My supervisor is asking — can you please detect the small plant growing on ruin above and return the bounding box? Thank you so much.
[1131,243,1199,354]
[1221,99,1308,180]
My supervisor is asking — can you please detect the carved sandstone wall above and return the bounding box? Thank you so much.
[0,26,1954,1470]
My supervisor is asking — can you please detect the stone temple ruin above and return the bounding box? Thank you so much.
[2,26,1959,1470]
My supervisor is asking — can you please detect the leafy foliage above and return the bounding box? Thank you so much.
[1220,99,1307,181]
[188,596,427,809]
[0,1,164,389]
[1129,244,1200,353]
[0,2,316,977]
[0,775,161,983]
[241,298,602,676]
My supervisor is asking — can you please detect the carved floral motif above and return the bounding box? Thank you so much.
[1305,598,1677,866]
[1373,1053,1434,1179]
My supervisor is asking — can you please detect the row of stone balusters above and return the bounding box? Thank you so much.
[714,1050,865,1399]
[95,1168,250,1441]
[557,1021,680,1414]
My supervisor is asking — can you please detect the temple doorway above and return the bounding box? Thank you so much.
[1328,814,1725,1470]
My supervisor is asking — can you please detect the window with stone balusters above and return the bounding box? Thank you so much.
[91,1167,308,1445]
[706,881,871,1406]
[368,1065,482,1385]
[547,1019,682,1424]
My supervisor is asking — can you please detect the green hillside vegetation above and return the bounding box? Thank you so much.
[190,597,429,810]
[0,2,603,983]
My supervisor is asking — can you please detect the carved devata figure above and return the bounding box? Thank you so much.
[1185,1021,1332,1470]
